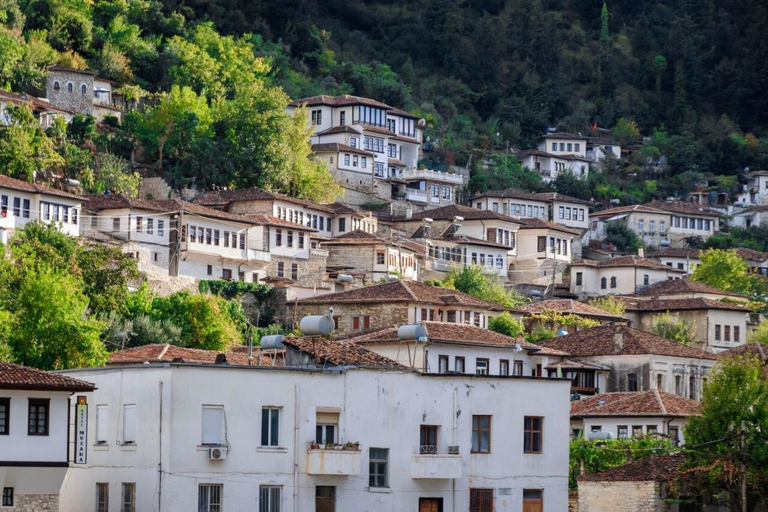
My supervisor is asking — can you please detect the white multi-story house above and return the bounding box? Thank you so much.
[59,337,571,512]
[589,204,672,248]
[569,256,686,298]
[0,174,84,244]
[470,188,590,231]
[1,361,95,511]
[511,218,579,285]
[323,230,419,282]
[735,170,768,206]
[518,149,590,183]
[644,201,720,246]
[288,95,464,209]
[585,137,622,162]
[647,247,768,278]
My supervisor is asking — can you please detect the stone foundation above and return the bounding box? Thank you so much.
[6,493,59,512]
[578,481,665,512]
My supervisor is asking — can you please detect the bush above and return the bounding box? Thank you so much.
[488,312,524,337]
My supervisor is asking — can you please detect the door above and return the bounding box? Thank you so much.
[419,498,443,512]
[523,490,543,512]
[315,486,335,512]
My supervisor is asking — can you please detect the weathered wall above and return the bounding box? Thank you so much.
[294,302,410,337]
[578,481,665,512]
[6,494,60,512]
[46,69,94,114]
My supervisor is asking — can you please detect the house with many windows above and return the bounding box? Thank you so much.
[569,256,686,298]
[59,339,571,512]
[323,230,419,282]
[45,65,124,122]
[644,200,720,246]
[0,362,95,511]
[647,247,768,277]
[0,174,84,244]
[518,149,590,183]
[470,188,590,232]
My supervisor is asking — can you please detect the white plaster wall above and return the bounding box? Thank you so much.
[0,390,71,463]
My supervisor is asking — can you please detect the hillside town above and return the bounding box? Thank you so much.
[1,2,768,512]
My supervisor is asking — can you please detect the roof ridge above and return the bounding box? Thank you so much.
[158,344,171,360]
[400,281,420,301]
[653,388,667,415]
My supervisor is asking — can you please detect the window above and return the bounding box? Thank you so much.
[338,218,346,232]
[339,111,345,125]
[576,272,583,286]
[0,398,8,435]
[715,324,721,341]
[53,81,60,91]
[649,220,655,232]
[361,156,367,168]
[610,276,617,289]
[567,143,573,151]
[455,357,465,373]
[122,483,135,512]
[523,490,543,511]
[1,487,12,507]
[537,236,546,252]
[500,360,509,376]
[259,486,281,512]
[290,263,298,280]
[28,399,49,436]
[311,109,322,125]
[689,376,696,400]
[600,277,607,289]
[96,483,109,512]
[420,425,438,454]
[96,405,108,444]
[638,220,644,232]
[344,154,350,166]
[277,262,284,278]
[470,489,493,512]
[632,425,643,437]
[617,426,628,438]
[261,407,280,447]
[123,404,135,444]
[524,416,543,453]
[725,325,731,342]
[514,360,524,376]
[198,484,222,512]
[135,216,142,232]
[67,82,73,93]
[352,155,358,167]
[734,326,740,343]
[352,316,370,331]
[369,448,388,487]
[669,426,680,445]
[206,228,212,244]
[643,274,650,286]
[22,199,29,218]
[275,229,282,246]
[147,218,154,235]
[675,375,683,396]
[376,251,385,265]
[438,355,449,373]
[471,415,491,453]
[647,425,658,435]
[298,232,305,249]
[202,406,223,446]
[628,373,638,392]
[656,374,664,390]
[207,265,213,276]
[476,359,489,376]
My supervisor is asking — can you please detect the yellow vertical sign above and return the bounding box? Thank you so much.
[75,396,88,464]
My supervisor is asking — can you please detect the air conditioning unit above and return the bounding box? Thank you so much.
[208,447,228,460]
[447,445,460,455]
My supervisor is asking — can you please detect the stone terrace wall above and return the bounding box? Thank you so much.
[578,481,663,512]
[8,494,59,512]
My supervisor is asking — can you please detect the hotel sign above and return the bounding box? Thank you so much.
[75,396,88,464]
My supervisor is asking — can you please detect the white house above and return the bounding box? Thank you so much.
[58,339,571,512]
[647,247,768,278]
[470,189,590,231]
[518,149,590,183]
[586,137,622,162]
[0,174,84,244]
[730,205,768,228]
[644,200,720,246]
[569,256,686,298]
[589,205,672,248]
[1,361,95,511]
[322,230,419,282]
[0,89,75,128]
[735,170,768,206]
[510,217,578,285]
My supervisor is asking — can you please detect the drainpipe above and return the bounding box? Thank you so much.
[293,384,299,512]
[452,387,457,512]
[158,380,163,512]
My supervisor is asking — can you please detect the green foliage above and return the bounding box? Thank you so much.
[488,312,524,338]
[691,249,766,298]
[442,265,530,308]
[91,153,140,196]
[612,118,641,146]
[589,296,626,317]
[651,311,697,346]
[605,222,643,252]
[0,106,63,179]
[704,226,768,253]
[198,280,272,300]
[553,170,592,201]
[469,153,547,196]
[679,355,768,507]
[748,322,768,345]
[525,324,558,344]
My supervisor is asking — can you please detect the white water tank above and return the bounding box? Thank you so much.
[397,324,428,341]
[260,335,285,350]
[300,315,335,336]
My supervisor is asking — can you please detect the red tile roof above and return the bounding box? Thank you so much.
[312,142,374,158]
[0,361,96,391]
[403,204,579,234]
[289,94,391,109]
[47,64,98,75]
[322,230,410,247]
[579,454,687,482]
[519,299,627,321]
[0,174,85,201]
[623,297,750,312]
[717,342,768,362]
[515,217,581,235]
[636,278,747,299]
[647,247,701,259]
[297,280,509,311]
[246,213,316,231]
[517,149,591,162]
[572,256,687,272]
[533,192,592,206]
[470,188,546,202]
[571,390,700,417]
[193,187,336,214]
[87,194,262,225]
[283,337,405,368]
[542,132,588,140]
[108,344,283,366]
[645,200,721,217]
[315,125,361,136]
[537,325,717,360]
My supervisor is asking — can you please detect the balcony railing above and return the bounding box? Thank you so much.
[310,248,329,258]
[400,169,464,185]
[306,442,363,476]
[248,249,271,263]
[405,189,427,203]
[410,447,463,479]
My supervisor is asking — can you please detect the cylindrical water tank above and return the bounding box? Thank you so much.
[397,324,428,341]
[300,315,335,336]
[588,431,614,441]
[337,274,353,283]
[260,335,285,350]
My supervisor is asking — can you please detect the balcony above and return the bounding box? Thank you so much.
[248,249,271,263]
[306,443,363,476]
[405,189,428,203]
[410,446,463,479]
[400,169,464,185]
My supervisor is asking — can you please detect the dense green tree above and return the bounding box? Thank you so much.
[488,312,524,338]
[442,265,529,308]
[691,249,765,298]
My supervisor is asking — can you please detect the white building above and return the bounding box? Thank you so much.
[518,149,590,183]
[730,205,768,228]
[470,188,590,231]
[1,361,95,511]
[647,247,768,278]
[569,256,686,298]
[59,338,571,512]
[0,174,84,244]
[735,170,768,206]
[585,137,622,162]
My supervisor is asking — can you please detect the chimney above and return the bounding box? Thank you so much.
[637,247,644,258]
[614,325,624,353]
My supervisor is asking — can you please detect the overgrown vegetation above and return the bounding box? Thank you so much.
[651,312,697,346]
[487,312,524,338]
[440,265,529,308]
[691,249,768,299]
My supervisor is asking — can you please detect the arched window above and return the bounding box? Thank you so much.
[67,83,73,93]
[600,277,607,289]
[53,81,60,91]
[81,84,87,94]
[610,276,617,289]
[628,373,638,392]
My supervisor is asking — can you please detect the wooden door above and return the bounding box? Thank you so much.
[523,490,543,512]
[419,498,442,512]
[315,486,335,512]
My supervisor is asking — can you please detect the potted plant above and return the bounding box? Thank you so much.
[309,442,319,450]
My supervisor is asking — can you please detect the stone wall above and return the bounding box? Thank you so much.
[6,493,59,512]
[332,168,375,195]
[326,246,375,283]
[294,302,410,337]
[578,481,666,512]
[46,69,94,115]
[138,177,175,201]
[267,252,327,289]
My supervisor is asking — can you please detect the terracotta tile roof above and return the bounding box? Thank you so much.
[387,107,422,120]
[717,342,768,362]
[47,64,98,75]
[515,217,581,235]
[545,358,609,370]
[283,337,405,368]
[736,248,768,262]
[406,204,521,223]
[571,390,700,418]
[734,205,768,214]
[588,136,621,146]
[470,188,546,202]
[636,279,747,299]
[1,361,95,391]
[388,158,406,167]
[537,325,717,360]
[533,192,592,206]
[591,204,669,217]
[315,125,361,136]
[289,94,391,109]
[518,299,627,321]
[346,322,541,351]
[645,200,721,217]
[193,187,336,214]
[322,230,405,247]
[88,194,262,225]
[108,344,283,367]
[0,174,85,201]
[435,234,512,250]
[312,142,373,158]
[572,256,686,272]
[297,280,508,311]
[623,297,750,312]
[328,203,372,218]
[0,89,77,115]
[647,248,701,259]
[542,132,588,140]
[579,454,687,482]
[517,149,591,162]
[360,124,395,136]
[744,170,768,178]
[246,213,316,231]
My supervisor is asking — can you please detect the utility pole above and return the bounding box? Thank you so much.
[741,419,747,512]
